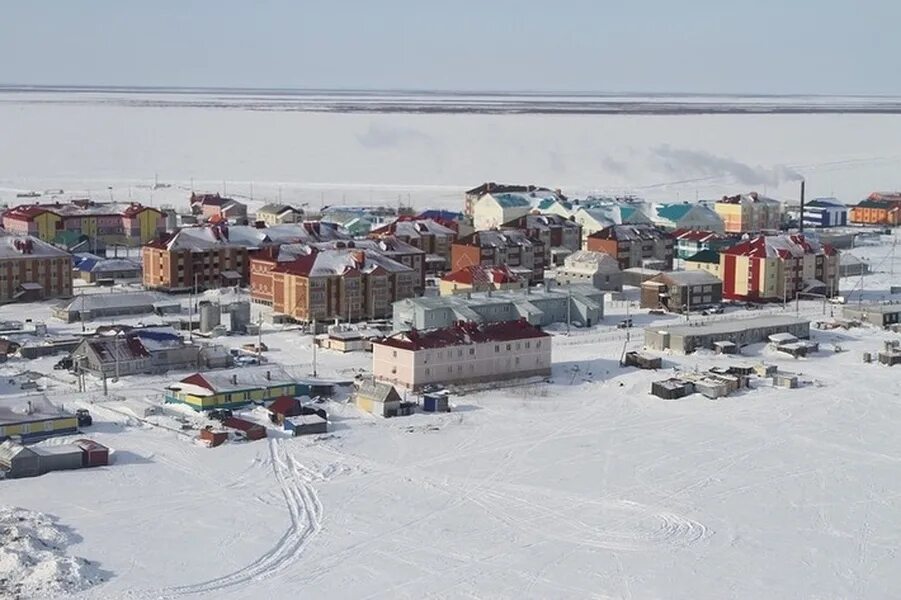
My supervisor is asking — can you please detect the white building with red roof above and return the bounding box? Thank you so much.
[372,319,551,390]
[720,234,839,302]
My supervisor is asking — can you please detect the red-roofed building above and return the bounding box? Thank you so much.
[848,193,901,226]
[3,201,164,249]
[438,265,526,296]
[190,193,248,223]
[719,234,839,302]
[672,229,735,259]
[251,246,417,322]
[372,319,551,390]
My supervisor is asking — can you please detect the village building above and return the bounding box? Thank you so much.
[849,193,901,226]
[417,210,472,237]
[585,224,674,270]
[142,222,349,292]
[573,205,652,244]
[555,250,622,291]
[54,290,180,322]
[439,265,526,296]
[683,249,723,278]
[0,232,73,303]
[164,366,311,411]
[714,193,782,234]
[672,229,733,260]
[3,200,165,250]
[838,253,870,278]
[255,204,304,226]
[354,380,406,417]
[311,238,426,292]
[471,189,563,231]
[251,247,417,322]
[70,326,229,377]
[647,203,725,233]
[394,285,604,331]
[369,218,457,273]
[719,234,839,302]
[73,255,141,283]
[842,303,901,327]
[464,183,557,217]
[501,213,582,265]
[802,198,848,228]
[450,229,546,284]
[190,193,248,223]
[640,270,723,313]
[372,320,552,390]
[0,395,78,443]
[643,315,811,354]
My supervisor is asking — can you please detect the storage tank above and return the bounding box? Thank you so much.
[198,301,220,333]
[229,301,251,333]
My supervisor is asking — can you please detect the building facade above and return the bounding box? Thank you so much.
[190,193,248,223]
[719,234,839,302]
[371,320,552,390]
[502,213,582,265]
[802,198,848,228]
[640,270,723,313]
[251,248,417,322]
[714,193,782,233]
[849,193,901,226]
[3,201,164,249]
[450,229,546,284]
[672,229,733,260]
[644,315,811,354]
[585,224,673,270]
[439,265,527,296]
[256,204,303,225]
[464,183,555,217]
[369,218,457,272]
[0,233,73,302]
[555,250,622,291]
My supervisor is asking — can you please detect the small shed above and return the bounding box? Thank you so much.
[199,426,229,447]
[267,396,304,425]
[355,381,403,417]
[877,349,901,366]
[222,417,267,441]
[651,378,694,400]
[422,391,451,413]
[74,439,109,466]
[284,413,328,436]
[623,351,662,370]
[713,341,738,355]
[692,377,731,399]
[772,372,799,388]
[32,444,86,473]
[0,440,40,478]
[754,363,777,377]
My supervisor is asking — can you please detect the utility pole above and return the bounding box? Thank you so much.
[256,313,263,363]
[189,273,198,341]
[566,287,571,335]
[311,317,318,378]
[114,330,121,381]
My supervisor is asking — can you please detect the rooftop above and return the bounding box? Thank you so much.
[684,249,721,264]
[171,365,299,396]
[655,270,722,286]
[272,248,413,278]
[0,395,70,426]
[442,264,522,285]
[374,319,549,351]
[722,234,836,259]
[588,223,669,242]
[0,232,71,260]
[59,291,175,312]
[645,315,809,338]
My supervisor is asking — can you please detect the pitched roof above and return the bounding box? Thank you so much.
[722,234,837,259]
[442,264,522,285]
[684,249,721,264]
[370,218,456,239]
[672,229,725,242]
[257,203,299,215]
[588,224,669,242]
[655,270,722,286]
[374,319,549,351]
[562,250,621,273]
[458,229,541,248]
[272,248,413,277]
[173,366,297,396]
[716,192,781,206]
[356,380,400,404]
[0,232,71,259]
[806,198,846,209]
[654,203,694,222]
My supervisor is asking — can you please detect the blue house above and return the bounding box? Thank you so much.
[803,198,848,228]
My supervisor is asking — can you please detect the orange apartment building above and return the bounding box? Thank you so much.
[369,218,457,273]
[0,232,73,302]
[450,229,546,284]
[849,193,901,226]
[713,193,782,234]
[585,224,673,270]
[250,247,416,322]
[143,223,351,292]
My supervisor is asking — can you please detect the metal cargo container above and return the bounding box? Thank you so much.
[199,301,221,334]
[422,393,450,413]
[75,439,109,466]
[32,444,86,473]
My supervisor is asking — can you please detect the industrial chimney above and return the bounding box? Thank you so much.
[799,180,805,233]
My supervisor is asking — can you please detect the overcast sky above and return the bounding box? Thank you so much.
[1,0,898,94]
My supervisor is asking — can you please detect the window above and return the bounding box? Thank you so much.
[515,357,520,365]
[506,344,511,351]
[495,345,500,353]
[469,348,475,355]
[425,368,430,375]
[392,350,397,358]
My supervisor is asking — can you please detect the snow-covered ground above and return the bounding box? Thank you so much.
[2,90,901,210]
[0,240,897,599]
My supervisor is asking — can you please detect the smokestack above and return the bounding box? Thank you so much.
[799,180,805,233]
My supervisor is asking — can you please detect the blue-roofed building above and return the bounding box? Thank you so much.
[472,190,560,231]
[75,257,142,283]
[649,203,724,233]
[802,198,848,228]
[573,205,652,246]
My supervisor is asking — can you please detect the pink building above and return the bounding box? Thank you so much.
[371,320,551,390]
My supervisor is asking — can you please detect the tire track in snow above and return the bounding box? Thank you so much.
[159,438,322,597]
